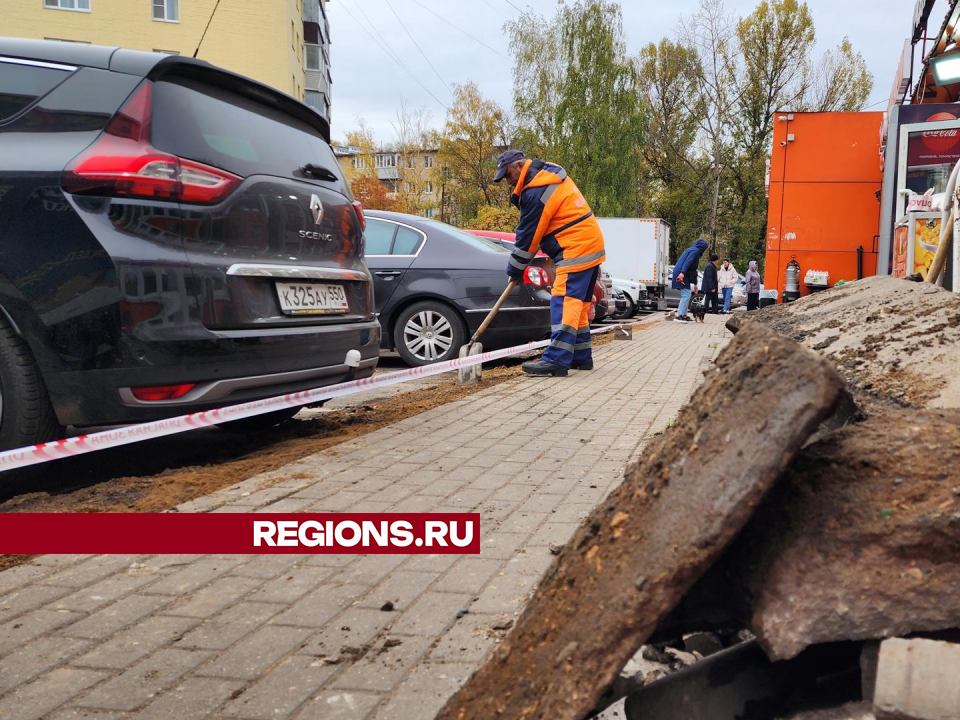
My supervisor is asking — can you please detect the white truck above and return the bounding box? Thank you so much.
[597,218,671,314]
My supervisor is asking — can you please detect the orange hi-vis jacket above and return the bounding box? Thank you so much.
[507,159,606,277]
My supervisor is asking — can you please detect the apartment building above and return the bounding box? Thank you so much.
[5,0,332,121]
[334,144,440,217]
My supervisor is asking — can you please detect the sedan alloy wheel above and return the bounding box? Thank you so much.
[394,301,467,366]
[405,309,453,361]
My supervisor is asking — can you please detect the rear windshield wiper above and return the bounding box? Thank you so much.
[300,163,337,181]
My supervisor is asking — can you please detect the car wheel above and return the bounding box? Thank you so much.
[0,315,62,452]
[622,294,637,318]
[219,407,300,434]
[394,301,466,366]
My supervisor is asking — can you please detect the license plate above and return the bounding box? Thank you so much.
[275,282,349,315]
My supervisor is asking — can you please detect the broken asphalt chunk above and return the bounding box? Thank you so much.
[436,323,845,720]
[729,409,960,660]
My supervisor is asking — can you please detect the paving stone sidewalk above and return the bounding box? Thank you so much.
[0,315,729,720]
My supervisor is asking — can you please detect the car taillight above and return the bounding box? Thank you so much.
[62,82,241,204]
[130,384,196,402]
[352,200,366,230]
[524,266,551,286]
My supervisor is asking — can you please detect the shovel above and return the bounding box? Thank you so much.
[458,278,519,385]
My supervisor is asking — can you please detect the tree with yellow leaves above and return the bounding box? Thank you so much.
[437,81,513,227]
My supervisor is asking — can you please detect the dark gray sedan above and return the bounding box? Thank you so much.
[364,211,553,366]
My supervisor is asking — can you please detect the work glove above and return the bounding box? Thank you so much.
[506,261,524,280]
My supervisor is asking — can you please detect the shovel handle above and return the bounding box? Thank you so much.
[469,279,520,344]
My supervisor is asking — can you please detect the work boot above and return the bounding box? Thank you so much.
[522,360,569,377]
[570,361,594,371]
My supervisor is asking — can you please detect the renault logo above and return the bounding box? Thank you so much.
[309,194,324,225]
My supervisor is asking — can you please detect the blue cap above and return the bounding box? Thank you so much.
[494,149,525,182]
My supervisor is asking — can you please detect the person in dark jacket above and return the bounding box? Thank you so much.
[744,260,762,311]
[672,238,709,322]
[701,254,719,314]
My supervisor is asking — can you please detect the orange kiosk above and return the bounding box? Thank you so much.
[764,112,884,301]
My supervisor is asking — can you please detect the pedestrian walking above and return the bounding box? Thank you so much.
[718,258,738,314]
[701,254,720,314]
[672,238,708,322]
[494,149,606,377]
[745,260,762,311]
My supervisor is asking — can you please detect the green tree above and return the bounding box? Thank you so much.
[636,38,711,259]
[735,0,816,161]
[554,0,646,216]
[505,0,646,217]
[505,10,564,159]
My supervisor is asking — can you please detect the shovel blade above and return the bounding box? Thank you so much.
[457,342,483,385]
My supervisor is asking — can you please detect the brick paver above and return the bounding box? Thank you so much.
[0,315,728,718]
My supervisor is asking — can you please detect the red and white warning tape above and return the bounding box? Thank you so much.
[0,321,645,472]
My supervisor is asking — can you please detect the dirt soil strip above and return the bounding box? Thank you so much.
[437,322,845,720]
[0,329,632,572]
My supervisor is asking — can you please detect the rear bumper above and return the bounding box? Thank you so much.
[45,319,381,427]
[117,356,378,407]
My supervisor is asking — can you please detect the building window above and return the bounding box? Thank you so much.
[305,44,322,71]
[305,89,325,114]
[352,157,366,170]
[376,154,397,169]
[404,182,414,193]
[406,157,415,169]
[152,0,178,21]
[425,155,433,168]
[44,0,90,10]
[425,181,434,193]
[425,208,435,219]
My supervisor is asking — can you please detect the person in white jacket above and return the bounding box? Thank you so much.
[718,259,738,314]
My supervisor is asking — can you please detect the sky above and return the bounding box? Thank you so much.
[326,0,923,145]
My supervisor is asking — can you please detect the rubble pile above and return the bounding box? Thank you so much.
[440,276,960,720]
[729,274,960,411]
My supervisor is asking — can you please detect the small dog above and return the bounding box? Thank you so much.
[690,296,707,323]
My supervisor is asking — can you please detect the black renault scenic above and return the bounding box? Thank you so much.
[0,38,379,450]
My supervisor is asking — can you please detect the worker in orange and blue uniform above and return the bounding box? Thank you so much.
[494,149,606,377]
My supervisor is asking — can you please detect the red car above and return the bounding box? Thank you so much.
[467,229,609,321]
